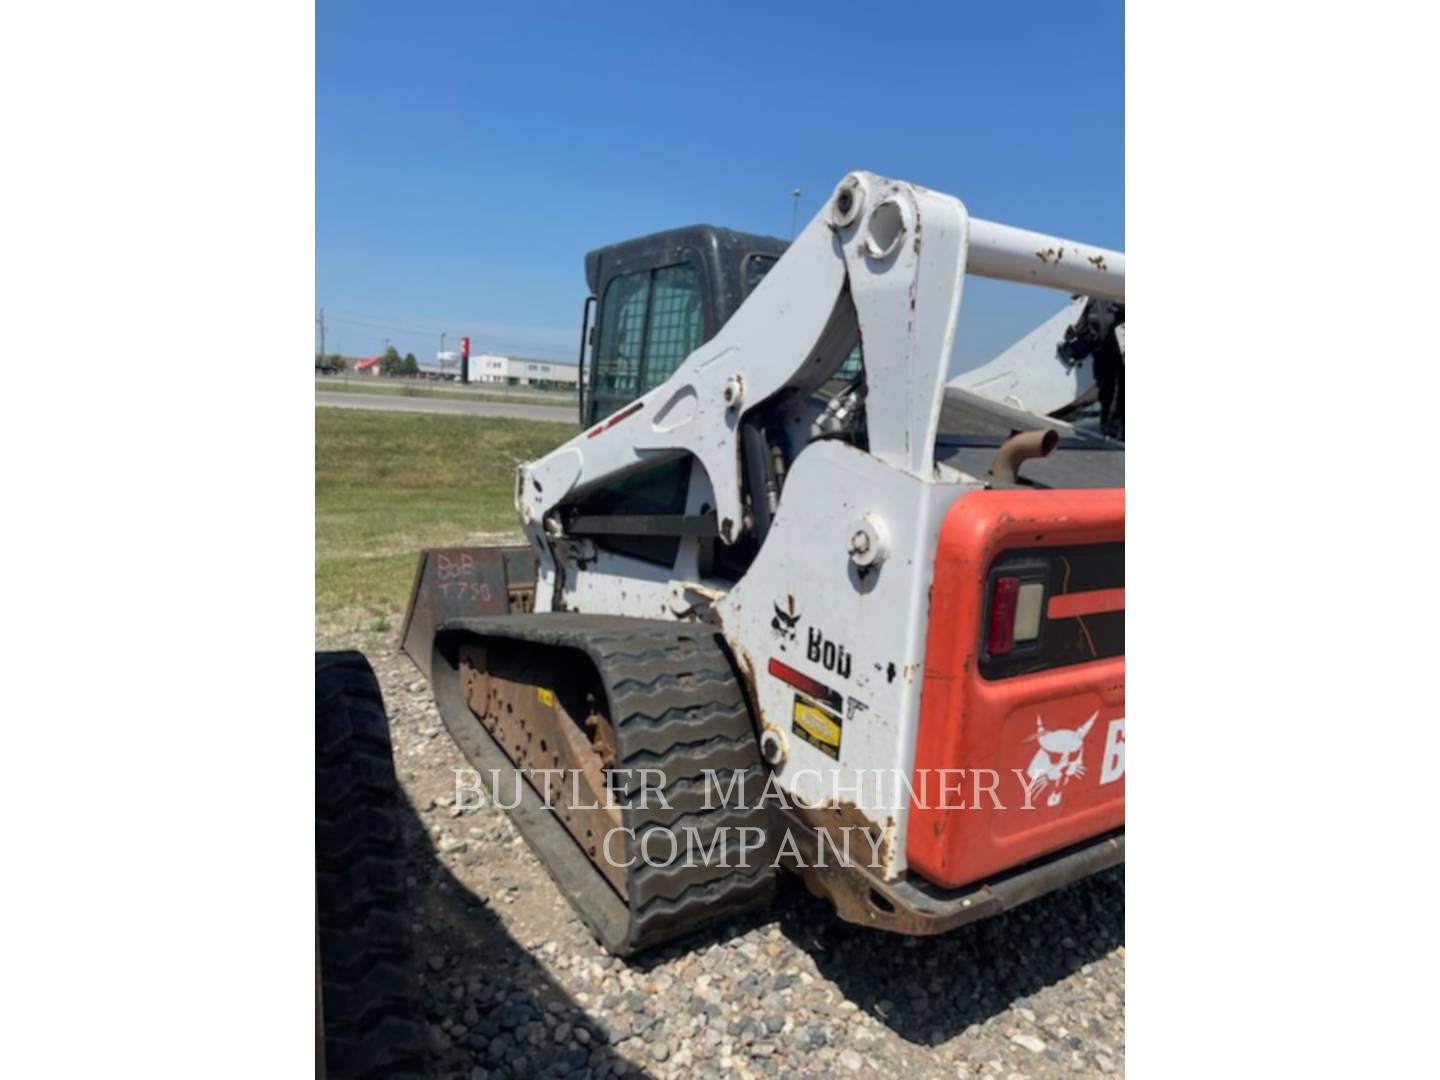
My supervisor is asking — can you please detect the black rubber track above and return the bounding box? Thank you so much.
[316,651,425,1079]
[431,614,779,956]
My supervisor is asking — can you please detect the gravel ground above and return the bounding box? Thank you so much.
[319,627,1125,1079]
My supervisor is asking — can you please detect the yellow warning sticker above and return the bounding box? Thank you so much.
[537,688,556,707]
[792,695,842,760]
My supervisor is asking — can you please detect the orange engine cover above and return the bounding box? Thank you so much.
[906,488,1125,888]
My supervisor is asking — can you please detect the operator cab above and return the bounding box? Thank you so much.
[578,225,788,427]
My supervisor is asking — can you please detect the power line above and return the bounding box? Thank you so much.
[323,308,572,343]
[323,312,449,336]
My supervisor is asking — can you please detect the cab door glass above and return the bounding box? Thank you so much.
[592,270,649,419]
[640,263,703,391]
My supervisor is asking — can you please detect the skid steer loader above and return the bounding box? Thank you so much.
[401,172,1125,955]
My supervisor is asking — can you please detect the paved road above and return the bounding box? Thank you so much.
[315,375,575,406]
[316,390,576,424]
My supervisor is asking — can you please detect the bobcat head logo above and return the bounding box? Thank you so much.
[1025,711,1097,807]
[771,601,801,645]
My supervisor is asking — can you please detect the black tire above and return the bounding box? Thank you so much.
[316,651,424,1079]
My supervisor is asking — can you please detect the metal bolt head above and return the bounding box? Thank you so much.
[759,728,787,766]
[831,175,865,228]
[847,513,889,569]
[723,375,744,410]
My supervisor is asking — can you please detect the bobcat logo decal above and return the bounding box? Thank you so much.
[771,600,801,645]
[1025,711,1097,807]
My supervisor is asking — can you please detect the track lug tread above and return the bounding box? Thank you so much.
[431,616,777,956]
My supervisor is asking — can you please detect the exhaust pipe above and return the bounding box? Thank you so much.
[990,429,1059,487]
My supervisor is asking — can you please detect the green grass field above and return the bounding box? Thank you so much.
[315,407,576,630]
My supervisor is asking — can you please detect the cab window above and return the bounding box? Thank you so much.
[641,264,703,390]
[593,271,649,414]
[591,262,704,421]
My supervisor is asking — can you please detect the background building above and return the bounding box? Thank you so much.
[433,351,579,388]
[418,354,462,379]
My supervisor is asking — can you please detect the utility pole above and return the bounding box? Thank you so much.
[316,308,325,360]
[790,188,803,239]
[441,332,447,375]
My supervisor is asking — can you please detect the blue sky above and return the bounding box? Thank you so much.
[317,2,1123,369]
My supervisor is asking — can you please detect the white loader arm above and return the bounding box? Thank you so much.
[517,171,1123,545]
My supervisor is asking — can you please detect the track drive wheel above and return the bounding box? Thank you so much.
[430,614,779,956]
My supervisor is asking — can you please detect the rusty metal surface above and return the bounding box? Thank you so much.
[788,811,1124,936]
[400,546,536,680]
[789,799,896,880]
[457,641,627,897]
[725,638,904,878]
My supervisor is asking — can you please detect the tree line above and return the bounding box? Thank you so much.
[314,346,420,375]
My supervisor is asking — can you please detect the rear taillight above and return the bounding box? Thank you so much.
[987,576,1020,655]
[986,573,1046,657]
